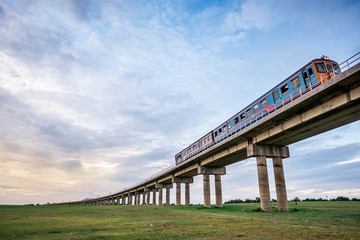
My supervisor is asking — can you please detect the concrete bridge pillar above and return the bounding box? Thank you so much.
[185,183,190,206]
[162,184,172,205]
[247,144,290,212]
[176,183,181,206]
[152,189,157,205]
[172,177,194,205]
[142,192,146,205]
[256,156,271,212]
[145,188,150,205]
[273,157,289,212]
[156,184,164,206]
[158,187,163,206]
[136,192,141,205]
[215,174,223,208]
[203,173,211,208]
[166,187,170,205]
[197,166,226,208]
[128,194,132,205]
[134,192,138,205]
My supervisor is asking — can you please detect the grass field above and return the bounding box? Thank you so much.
[0,201,359,239]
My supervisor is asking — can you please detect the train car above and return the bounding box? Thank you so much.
[175,131,214,165]
[175,56,340,165]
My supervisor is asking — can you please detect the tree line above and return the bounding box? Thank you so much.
[225,196,360,204]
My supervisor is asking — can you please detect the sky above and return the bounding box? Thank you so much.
[0,0,360,205]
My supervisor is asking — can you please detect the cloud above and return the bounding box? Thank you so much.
[223,0,283,32]
[61,160,84,172]
[337,158,360,165]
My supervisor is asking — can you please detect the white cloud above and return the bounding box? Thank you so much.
[337,158,360,165]
[223,0,282,32]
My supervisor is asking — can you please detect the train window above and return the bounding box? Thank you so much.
[273,91,280,100]
[316,63,326,73]
[219,128,222,134]
[241,113,245,120]
[234,116,239,124]
[214,131,218,137]
[326,64,332,72]
[333,64,340,74]
[261,99,267,108]
[254,104,259,113]
[309,68,314,76]
[246,109,252,117]
[227,122,231,129]
[223,125,227,132]
[291,77,300,88]
[303,72,309,80]
[281,84,289,95]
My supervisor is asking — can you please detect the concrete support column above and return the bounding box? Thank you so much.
[215,174,223,208]
[158,188,163,206]
[152,189,157,205]
[146,190,151,205]
[203,173,211,208]
[117,196,120,205]
[176,183,181,206]
[185,183,190,206]
[256,156,271,212]
[137,192,141,205]
[142,193,146,205]
[273,157,289,212]
[122,195,125,205]
[166,186,170,205]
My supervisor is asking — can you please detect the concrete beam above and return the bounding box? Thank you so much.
[172,177,194,184]
[197,166,226,175]
[247,144,289,158]
[157,175,173,184]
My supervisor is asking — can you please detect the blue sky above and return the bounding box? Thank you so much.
[0,0,359,205]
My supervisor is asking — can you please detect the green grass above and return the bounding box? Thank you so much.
[0,201,359,239]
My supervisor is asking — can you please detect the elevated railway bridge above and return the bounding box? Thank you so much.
[56,52,360,212]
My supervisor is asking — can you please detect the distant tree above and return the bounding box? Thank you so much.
[334,196,349,201]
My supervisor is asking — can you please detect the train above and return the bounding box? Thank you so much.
[175,55,341,165]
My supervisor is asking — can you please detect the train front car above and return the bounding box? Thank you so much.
[311,55,340,84]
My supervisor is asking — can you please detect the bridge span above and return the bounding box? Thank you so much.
[56,53,360,211]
